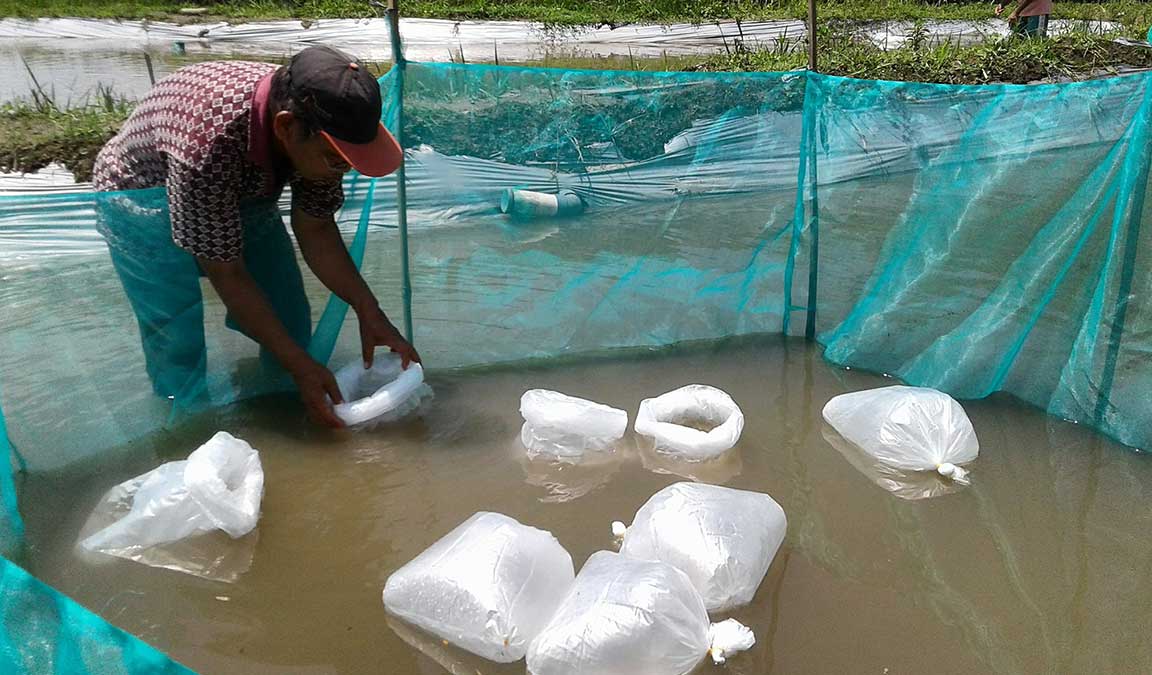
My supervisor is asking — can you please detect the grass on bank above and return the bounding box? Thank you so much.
[0,0,1148,37]
[699,24,1152,83]
[0,86,132,180]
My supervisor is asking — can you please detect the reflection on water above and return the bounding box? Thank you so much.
[15,338,1152,674]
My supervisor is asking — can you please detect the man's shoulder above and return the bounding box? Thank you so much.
[162,60,279,88]
[133,61,277,166]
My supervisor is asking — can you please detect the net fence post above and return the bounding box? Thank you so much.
[387,0,415,343]
[804,0,821,342]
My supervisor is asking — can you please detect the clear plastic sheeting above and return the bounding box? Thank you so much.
[822,387,979,484]
[526,551,753,675]
[332,355,431,428]
[617,482,787,612]
[383,512,575,663]
[0,18,808,62]
[519,389,628,460]
[634,385,745,460]
[78,432,264,581]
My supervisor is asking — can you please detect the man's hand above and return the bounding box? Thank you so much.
[287,356,346,428]
[994,3,1005,16]
[357,304,422,369]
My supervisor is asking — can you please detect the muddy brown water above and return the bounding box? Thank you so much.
[15,337,1152,675]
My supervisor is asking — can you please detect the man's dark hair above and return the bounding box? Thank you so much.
[268,65,325,136]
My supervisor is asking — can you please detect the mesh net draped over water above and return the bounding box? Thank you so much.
[0,63,1148,672]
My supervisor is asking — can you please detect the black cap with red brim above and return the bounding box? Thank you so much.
[287,46,402,178]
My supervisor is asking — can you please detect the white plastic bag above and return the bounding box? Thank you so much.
[519,389,628,460]
[821,425,963,500]
[383,512,575,663]
[333,353,432,428]
[822,386,979,484]
[526,551,754,675]
[615,482,787,611]
[80,431,264,554]
[634,385,744,460]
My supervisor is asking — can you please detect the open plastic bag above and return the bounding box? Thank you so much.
[615,482,786,612]
[634,385,744,460]
[822,386,979,484]
[519,389,628,460]
[333,353,433,428]
[79,432,264,579]
[526,551,754,675]
[383,512,575,663]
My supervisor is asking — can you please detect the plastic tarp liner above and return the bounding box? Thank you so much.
[525,551,753,675]
[519,389,628,460]
[617,482,787,612]
[0,555,194,674]
[383,512,575,663]
[0,18,810,62]
[823,386,980,484]
[332,354,432,428]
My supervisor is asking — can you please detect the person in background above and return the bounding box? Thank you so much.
[93,45,419,427]
[995,0,1052,38]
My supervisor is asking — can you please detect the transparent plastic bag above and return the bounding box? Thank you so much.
[615,482,787,611]
[383,512,575,663]
[78,432,264,579]
[519,389,628,460]
[822,386,979,484]
[526,551,754,675]
[634,385,744,460]
[821,425,964,500]
[332,353,433,428]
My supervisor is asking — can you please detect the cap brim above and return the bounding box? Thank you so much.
[321,124,402,178]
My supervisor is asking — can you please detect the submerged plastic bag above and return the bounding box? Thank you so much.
[526,551,754,675]
[634,385,744,460]
[519,389,628,460]
[333,353,432,428]
[383,512,575,663]
[822,386,979,484]
[821,425,964,500]
[80,432,264,554]
[615,482,787,611]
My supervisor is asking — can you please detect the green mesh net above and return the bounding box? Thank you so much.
[0,60,1148,671]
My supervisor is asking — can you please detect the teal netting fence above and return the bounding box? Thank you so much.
[0,61,1149,671]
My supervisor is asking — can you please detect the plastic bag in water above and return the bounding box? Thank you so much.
[526,551,754,675]
[822,386,979,484]
[634,385,744,460]
[519,389,628,460]
[820,425,964,500]
[80,431,264,556]
[615,482,787,612]
[383,512,575,663]
[333,353,433,428]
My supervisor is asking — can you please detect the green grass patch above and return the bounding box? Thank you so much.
[0,89,131,181]
[699,27,1152,83]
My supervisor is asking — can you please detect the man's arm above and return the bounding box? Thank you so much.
[291,208,421,368]
[199,257,345,427]
[995,0,1020,18]
[290,208,376,313]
